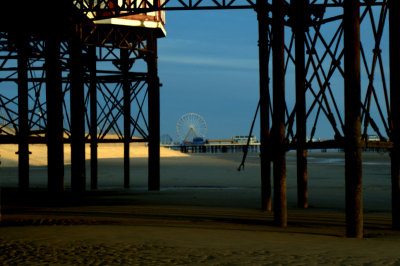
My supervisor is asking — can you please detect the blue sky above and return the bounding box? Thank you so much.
[158,10,261,141]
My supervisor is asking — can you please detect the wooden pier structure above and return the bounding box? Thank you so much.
[1,0,400,237]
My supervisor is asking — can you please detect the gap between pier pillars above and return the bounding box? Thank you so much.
[257,0,272,212]
[147,31,160,191]
[389,0,400,230]
[344,0,363,238]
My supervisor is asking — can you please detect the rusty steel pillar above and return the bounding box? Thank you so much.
[147,31,160,191]
[257,0,272,211]
[344,0,363,238]
[70,24,86,193]
[272,0,287,227]
[46,38,65,192]
[293,0,308,209]
[88,46,98,190]
[390,0,400,230]
[121,48,131,189]
[16,35,29,192]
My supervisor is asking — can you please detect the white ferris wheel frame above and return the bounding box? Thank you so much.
[176,113,207,142]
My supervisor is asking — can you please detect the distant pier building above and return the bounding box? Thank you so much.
[169,135,260,154]
[231,135,258,145]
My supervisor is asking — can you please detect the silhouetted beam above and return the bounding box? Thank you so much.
[256,0,272,212]
[344,0,363,238]
[390,0,400,230]
[73,0,387,23]
[16,36,29,192]
[0,74,147,83]
[0,136,150,144]
[293,0,308,209]
[272,0,287,228]
[121,48,131,189]
[147,31,160,191]
[88,46,98,190]
[70,24,86,193]
[46,38,65,193]
[88,74,148,82]
[74,0,256,19]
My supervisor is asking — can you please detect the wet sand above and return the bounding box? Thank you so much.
[1,149,400,264]
[1,150,392,212]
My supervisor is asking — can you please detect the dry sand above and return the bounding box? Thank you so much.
[1,150,400,264]
[1,222,400,265]
[0,143,188,167]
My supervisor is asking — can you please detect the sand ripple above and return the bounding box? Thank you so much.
[1,237,400,265]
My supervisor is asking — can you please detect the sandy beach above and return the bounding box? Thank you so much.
[0,143,188,167]
[1,147,400,264]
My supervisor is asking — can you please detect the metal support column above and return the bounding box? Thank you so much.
[16,36,29,191]
[70,24,86,193]
[121,48,131,189]
[390,0,400,230]
[272,0,287,227]
[294,0,308,209]
[88,46,98,190]
[147,31,160,191]
[257,0,272,211]
[46,38,64,192]
[344,0,363,238]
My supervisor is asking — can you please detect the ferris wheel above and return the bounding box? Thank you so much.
[176,113,207,143]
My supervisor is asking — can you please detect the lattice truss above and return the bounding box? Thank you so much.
[74,0,391,142]
[0,34,49,139]
[282,0,390,142]
[0,28,151,143]
[91,45,150,141]
[0,0,392,144]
